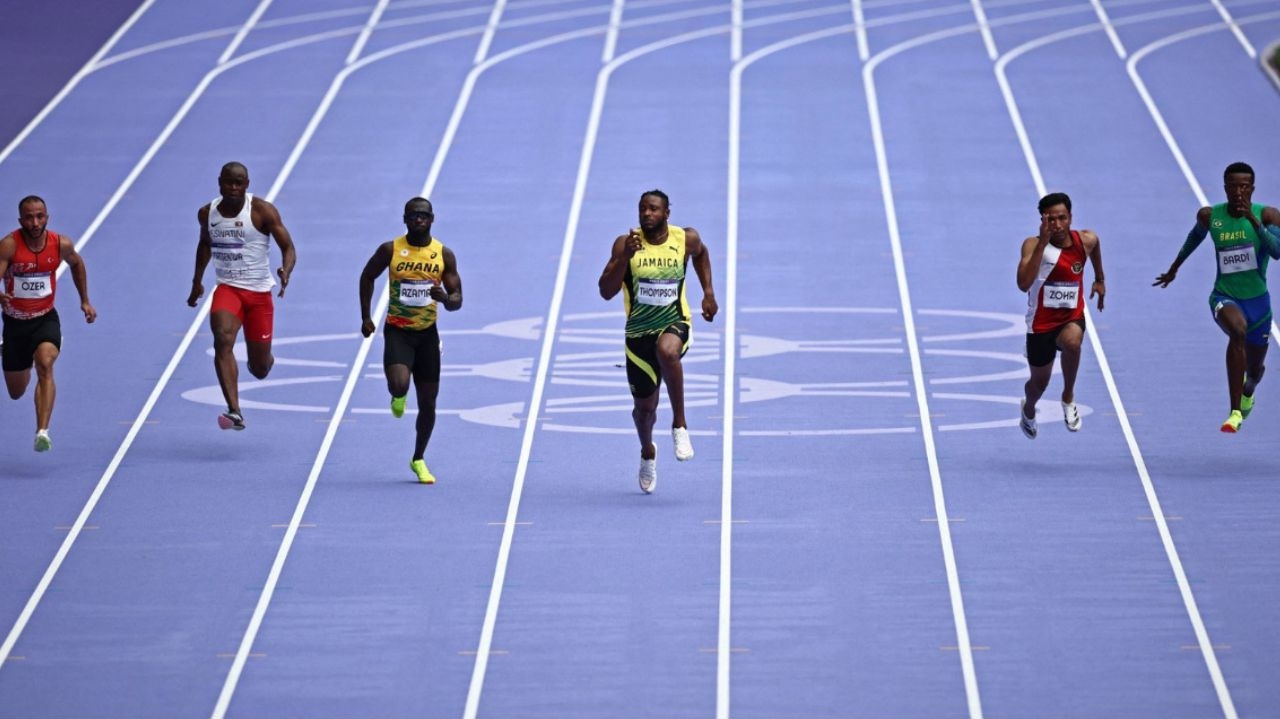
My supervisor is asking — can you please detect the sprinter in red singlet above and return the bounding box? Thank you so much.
[188,162,297,431]
[0,195,97,452]
[1015,192,1106,439]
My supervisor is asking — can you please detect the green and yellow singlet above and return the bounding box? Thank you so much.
[386,235,444,330]
[1210,203,1270,300]
[622,226,688,337]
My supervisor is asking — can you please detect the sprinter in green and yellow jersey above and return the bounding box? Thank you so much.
[599,189,718,494]
[359,197,463,483]
[1156,162,1280,432]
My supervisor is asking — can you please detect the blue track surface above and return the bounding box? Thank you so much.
[2,1,1279,717]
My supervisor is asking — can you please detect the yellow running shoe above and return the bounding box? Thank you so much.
[1241,392,1255,420]
[1220,410,1244,433]
[410,458,436,484]
[390,395,407,419]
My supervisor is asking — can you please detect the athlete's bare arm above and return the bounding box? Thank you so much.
[1154,206,1212,287]
[359,241,394,337]
[58,234,96,323]
[1016,218,1053,292]
[1081,229,1105,311]
[0,234,14,307]
[599,231,641,301]
[188,205,213,307]
[252,197,297,297]
[684,227,717,322]
[430,245,463,312]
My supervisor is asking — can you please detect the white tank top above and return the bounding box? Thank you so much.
[207,193,274,292]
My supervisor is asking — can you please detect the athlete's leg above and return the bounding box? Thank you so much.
[633,388,659,460]
[4,369,30,400]
[2,324,32,399]
[1022,330,1057,418]
[1244,345,1267,396]
[211,310,244,413]
[242,291,275,380]
[244,340,274,380]
[32,341,59,431]
[656,332,687,429]
[385,362,411,398]
[410,374,439,461]
[1214,303,1248,411]
[1023,363,1053,416]
[1055,321,1084,404]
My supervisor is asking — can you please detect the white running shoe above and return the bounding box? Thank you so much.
[672,427,694,461]
[34,430,52,452]
[1019,399,1037,439]
[1062,401,1081,432]
[639,444,657,494]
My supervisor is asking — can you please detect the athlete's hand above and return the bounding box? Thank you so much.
[277,267,290,298]
[430,284,449,302]
[701,294,718,322]
[1153,268,1177,287]
[186,282,204,307]
[0,291,10,309]
[625,229,643,257]
[1037,216,1052,245]
[361,318,376,338]
[81,302,97,324]
[1090,280,1105,311]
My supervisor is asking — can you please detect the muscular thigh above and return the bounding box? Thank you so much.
[384,325,440,383]
[1,311,61,372]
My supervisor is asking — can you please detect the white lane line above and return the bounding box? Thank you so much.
[474,0,511,63]
[969,0,997,59]
[345,0,390,63]
[0,0,159,166]
[602,0,626,62]
[218,0,275,63]
[1208,0,1256,57]
[850,0,868,60]
[0,0,281,674]
[1090,0,1126,58]
[733,0,744,60]
[863,19,987,719]
[727,22,855,719]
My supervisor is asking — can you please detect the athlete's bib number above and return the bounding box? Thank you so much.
[1041,282,1079,309]
[398,279,435,307]
[12,273,52,299]
[636,278,679,306]
[1218,244,1258,274]
[211,240,246,279]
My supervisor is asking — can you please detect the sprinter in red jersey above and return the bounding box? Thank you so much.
[1015,192,1105,439]
[0,195,96,452]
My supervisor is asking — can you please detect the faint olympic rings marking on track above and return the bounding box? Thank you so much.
[181,306,1090,433]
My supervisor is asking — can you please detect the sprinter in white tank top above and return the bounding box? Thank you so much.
[188,161,297,431]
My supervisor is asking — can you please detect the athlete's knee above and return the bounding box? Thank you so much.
[247,357,273,379]
[632,393,658,417]
[33,352,58,377]
[212,330,238,352]
[1025,370,1050,393]
[656,348,683,371]
[4,371,28,399]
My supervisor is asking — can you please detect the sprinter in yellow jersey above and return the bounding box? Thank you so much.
[359,197,463,483]
[599,189,717,494]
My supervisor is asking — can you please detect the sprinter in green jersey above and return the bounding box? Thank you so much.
[1155,162,1280,432]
